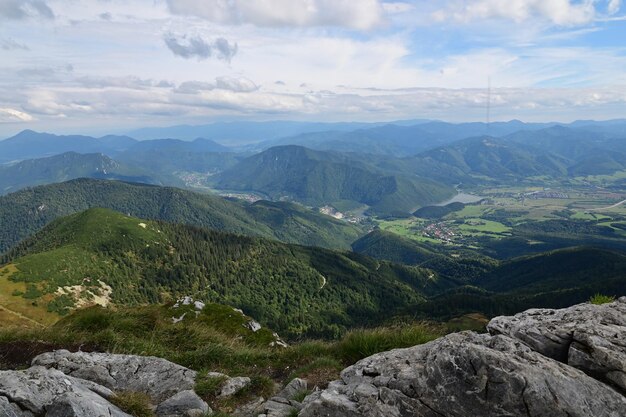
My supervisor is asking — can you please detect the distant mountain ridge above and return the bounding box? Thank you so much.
[0,130,137,163]
[0,130,231,164]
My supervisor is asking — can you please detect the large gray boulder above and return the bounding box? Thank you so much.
[488,297,626,391]
[299,331,626,417]
[155,390,211,417]
[32,350,197,403]
[0,366,131,417]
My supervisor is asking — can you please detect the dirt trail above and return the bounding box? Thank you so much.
[0,305,43,327]
[588,199,626,211]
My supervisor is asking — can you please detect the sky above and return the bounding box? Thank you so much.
[0,0,625,136]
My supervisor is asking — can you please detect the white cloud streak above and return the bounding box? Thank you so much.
[0,107,34,122]
[0,0,54,20]
[432,0,619,26]
[165,0,385,30]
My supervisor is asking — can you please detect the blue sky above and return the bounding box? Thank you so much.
[0,0,625,135]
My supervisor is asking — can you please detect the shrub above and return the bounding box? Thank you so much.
[589,293,615,305]
[66,307,112,331]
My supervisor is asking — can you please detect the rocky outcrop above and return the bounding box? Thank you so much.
[30,350,208,417]
[2,299,625,417]
[0,366,131,417]
[32,350,197,403]
[488,296,626,392]
[300,299,626,417]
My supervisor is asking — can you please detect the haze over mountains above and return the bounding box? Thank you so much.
[2,120,625,213]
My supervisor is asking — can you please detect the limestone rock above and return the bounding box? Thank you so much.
[156,390,211,417]
[299,332,626,417]
[0,395,34,417]
[244,320,262,332]
[277,378,307,401]
[260,396,302,417]
[32,350,197,403]
[233,397,265,417]
[488,297,626,391]
[0,366,131,417]
[219,376,251,397]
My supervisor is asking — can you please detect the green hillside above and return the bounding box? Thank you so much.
[215,145,454,215]
[0,179,364,254]
[0,208,452,337]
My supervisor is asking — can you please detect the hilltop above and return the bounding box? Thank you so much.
[215,145,454,216]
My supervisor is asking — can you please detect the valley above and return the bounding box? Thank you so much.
[374,183,626,257]
[1,121,626,334]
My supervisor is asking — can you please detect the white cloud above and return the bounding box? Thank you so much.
[174,81,216,94]
[0,37,29,50]
[382,2,414,14]
[432,0,616,26]
[0,107,34,122]
[0,0,54,20]
[165,0,385,30]
[215,76,259,92]
[608,0,622,14]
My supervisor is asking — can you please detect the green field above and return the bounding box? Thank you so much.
[374,184,626,253]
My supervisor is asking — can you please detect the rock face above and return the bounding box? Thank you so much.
[488,296,626,392]
[32,350,197,403]
[0,366,131,417]
[300,299,626,417]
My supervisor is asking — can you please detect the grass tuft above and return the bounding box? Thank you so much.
[589,293,615,305]
[336,324,441,364]
[109,391,154,417]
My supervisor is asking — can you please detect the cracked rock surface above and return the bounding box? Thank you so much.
[299,331,626,417]
[488,296,626,392]
[0,366,131,417]
[32,350,197,403]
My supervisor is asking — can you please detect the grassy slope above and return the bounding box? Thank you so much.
[0,303,444,413]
